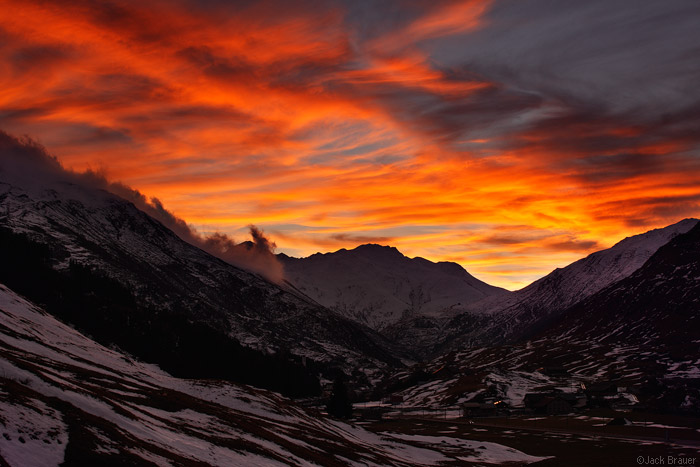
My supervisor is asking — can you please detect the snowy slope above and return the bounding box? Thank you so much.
[480,217,697,313]
[545,220,700,348]
[438,218,699,349]
[280,244,506,331]
[0,283,546,466]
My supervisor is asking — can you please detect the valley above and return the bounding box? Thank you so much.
[1,132,699,465]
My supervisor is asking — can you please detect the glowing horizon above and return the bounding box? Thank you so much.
[1,0,699,290]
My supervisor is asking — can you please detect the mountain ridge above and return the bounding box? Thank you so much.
[279,243,507,331]
[377,218,699,357]
[0,135,407,395]
[385,222,700,415]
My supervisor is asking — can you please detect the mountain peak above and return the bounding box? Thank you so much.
[280,242,505,330]
[352,243,403,257]
[611,218,698,251]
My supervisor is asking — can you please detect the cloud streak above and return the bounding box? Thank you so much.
[0,0,699,288]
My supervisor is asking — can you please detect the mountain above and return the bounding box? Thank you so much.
[279,219,697,358]
[280,244,506,331]
[383,222,700,415]
[437,218,699,350]
[543,219,700,351]
[0,133,402,396]
[2,282,543,466]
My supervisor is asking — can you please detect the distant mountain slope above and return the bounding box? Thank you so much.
[280,244,506,330]
[385,223,700,415]
[439,218,699,349]
[0,134,402,393]
[544,219,700,347]
[0,283,515,466]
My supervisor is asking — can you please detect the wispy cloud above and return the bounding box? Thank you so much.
[0,0,699,288]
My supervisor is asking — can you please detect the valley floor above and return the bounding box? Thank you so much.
[361,415,700,466]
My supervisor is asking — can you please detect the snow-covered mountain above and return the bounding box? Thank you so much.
[0,134,403,393]
[280,244,506,331]
[278,219,697,358]
[436,218,699,350]
[1,283,553,466]
[545,219,700,348]
[384,222,700,415]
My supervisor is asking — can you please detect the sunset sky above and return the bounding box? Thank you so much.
[1,0,699,289]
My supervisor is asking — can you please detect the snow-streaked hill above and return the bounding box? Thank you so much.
[280,244,506,331]
[0,283,549,466]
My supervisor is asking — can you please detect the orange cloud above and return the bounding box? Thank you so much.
[1,0,699,289]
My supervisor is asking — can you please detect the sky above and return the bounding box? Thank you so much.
[1,0,699,289]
